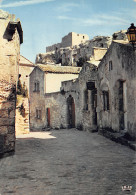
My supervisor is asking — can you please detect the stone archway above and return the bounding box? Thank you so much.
[67,95,75,128]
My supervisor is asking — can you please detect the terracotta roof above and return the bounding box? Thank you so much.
[37,64,81,74]
[20,55,35,67]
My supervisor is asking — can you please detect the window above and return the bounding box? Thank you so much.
[103,91,109,111]
[109,61,113,71]
[34,81,40,92]
[83,36,85,39]
[101,43,103,48]
[36,109,41,119]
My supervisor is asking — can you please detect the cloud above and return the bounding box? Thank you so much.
[57,16,76,20]
[0,0,54,8]
[56,3,79,12]
[57,12,130,26]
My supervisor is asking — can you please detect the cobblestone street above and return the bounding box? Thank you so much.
[0,129,135,195]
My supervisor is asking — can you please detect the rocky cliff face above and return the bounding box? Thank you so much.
[36,30,128,67]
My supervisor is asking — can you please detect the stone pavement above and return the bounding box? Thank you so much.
[0,129,135,195]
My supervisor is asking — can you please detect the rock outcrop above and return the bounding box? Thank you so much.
[36,30,127,67]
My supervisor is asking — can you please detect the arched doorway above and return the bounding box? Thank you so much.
[67,95,75,128]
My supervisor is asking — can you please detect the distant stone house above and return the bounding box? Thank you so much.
[35,58,100,130]
[42,48,105,131]
[0,10,23,156]
[15,56,35,136]
[19,55,35,95]
[29,64,81,130]
[97,40,136,138]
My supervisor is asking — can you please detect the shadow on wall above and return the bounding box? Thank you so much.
[0,80,16,156]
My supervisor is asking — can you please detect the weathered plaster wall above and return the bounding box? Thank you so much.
[43,62,98,131]
[29,66,80,130]
[97,41,136,137]
[19,56,35,95]
[93,48,107,61]
[29,68,46,130]
[45,73,79,93]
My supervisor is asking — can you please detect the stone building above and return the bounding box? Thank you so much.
[46,32,89,52]
[30,39,136,140]
[19,55,35,95]
[15,56,35,136]
[29,64,81,130]
[0,10,23,156]
[36,30,127,67]
[97,40,136,138]
[36,35,110,67]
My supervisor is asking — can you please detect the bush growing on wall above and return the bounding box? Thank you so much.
[17,78,28,97]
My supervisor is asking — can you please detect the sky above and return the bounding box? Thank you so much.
[0,0,136,63]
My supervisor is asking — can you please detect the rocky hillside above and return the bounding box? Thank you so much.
[36,30,127,67]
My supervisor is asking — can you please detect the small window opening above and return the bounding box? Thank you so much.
[109,61,113,71]
[103,91,109,111]
[36,109,41,119]
[34,81,40,92]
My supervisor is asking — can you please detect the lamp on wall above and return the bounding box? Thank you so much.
[126,23,136,50]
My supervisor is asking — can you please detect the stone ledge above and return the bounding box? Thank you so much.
[0,150,15,159]
[99,129,136,151]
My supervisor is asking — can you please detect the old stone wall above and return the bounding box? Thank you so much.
[29,65,80,130]
[0,10,22,155]
[46,43,61,53]
[44,79,81,129]
[16,96,29,135]
[46,32,89,53]
[97,41,136,137]
[43,61,98,131]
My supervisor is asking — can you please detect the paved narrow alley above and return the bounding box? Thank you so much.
[0,129,135,195]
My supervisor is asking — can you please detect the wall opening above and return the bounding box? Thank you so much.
[91,88,97,125]
[87,81,97,125]
[67,95,75,128]
[118,80,125,130]
[84,89,88,110]
[47,108,50,127]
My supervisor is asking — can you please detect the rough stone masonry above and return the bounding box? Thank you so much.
[0,9,23,156]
